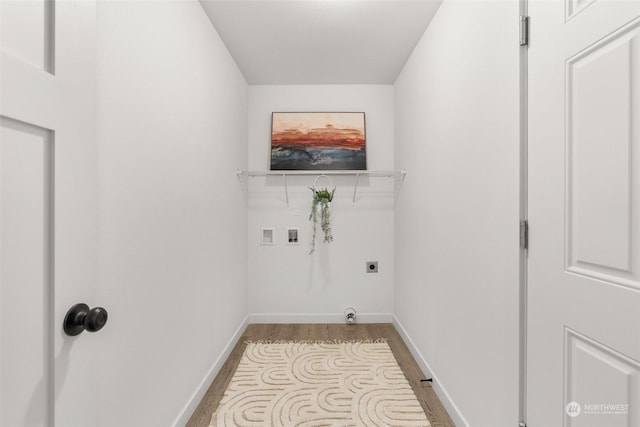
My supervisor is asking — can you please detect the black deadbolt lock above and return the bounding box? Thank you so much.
[63,303,108,336]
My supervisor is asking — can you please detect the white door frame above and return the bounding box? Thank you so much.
[519,0,529,425]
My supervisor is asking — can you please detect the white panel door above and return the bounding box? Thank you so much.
[528,1,640,426]
[1,1,98,426]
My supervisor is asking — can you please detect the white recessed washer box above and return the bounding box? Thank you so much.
[261,228,275,245]
[287,228,299,245]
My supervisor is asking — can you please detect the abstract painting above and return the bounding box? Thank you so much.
[270,112,366,170]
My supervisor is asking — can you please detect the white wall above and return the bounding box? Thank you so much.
[394,1,520,426]
[95,1,248,426]
[247,85,395,322]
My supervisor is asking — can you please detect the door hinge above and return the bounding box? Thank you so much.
[520,220,529,250]
[519,15,529,46]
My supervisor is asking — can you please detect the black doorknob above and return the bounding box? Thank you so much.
[63,303,108,336]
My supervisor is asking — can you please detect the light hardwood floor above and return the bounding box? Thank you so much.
[186,323,456,427]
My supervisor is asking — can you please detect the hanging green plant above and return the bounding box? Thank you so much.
[309,175,335,254]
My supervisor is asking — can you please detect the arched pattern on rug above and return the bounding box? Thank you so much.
[210,341,430,427]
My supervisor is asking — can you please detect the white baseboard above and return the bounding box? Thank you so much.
[392,315,469,427]
[248,312,393,324]
[173,315,249,427]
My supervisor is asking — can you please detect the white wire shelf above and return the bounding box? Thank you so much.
[236,169,407,204]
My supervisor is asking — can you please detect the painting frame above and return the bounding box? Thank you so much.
[270,112,367,171]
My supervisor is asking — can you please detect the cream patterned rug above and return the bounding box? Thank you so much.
[210,340,430,427]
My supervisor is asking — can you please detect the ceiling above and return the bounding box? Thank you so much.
[199,0,442,85]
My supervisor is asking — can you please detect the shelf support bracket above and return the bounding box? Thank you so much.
[352,171,361,204]
[394,170,407,204]
[236,169,248,204]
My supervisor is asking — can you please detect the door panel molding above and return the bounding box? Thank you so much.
[566,0,597,22]
[0,115,55,427]
[564,327,640,427]
[565,17,640,291]
[0,0,55,74]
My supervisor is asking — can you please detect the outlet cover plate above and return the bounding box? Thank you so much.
[366,261,378,273]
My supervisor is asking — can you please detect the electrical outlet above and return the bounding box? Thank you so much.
[366,261,378,273]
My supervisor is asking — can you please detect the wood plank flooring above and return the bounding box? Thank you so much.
[186,323,456,427]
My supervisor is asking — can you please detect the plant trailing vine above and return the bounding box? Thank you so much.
[308,183,335,254]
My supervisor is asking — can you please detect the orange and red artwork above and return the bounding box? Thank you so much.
[270,112,366,170]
